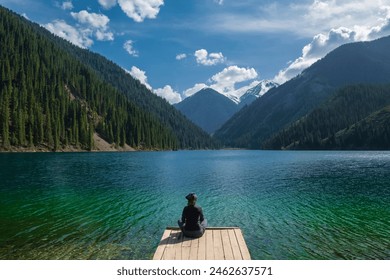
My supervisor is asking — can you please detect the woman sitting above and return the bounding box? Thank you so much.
[178,193,207,238]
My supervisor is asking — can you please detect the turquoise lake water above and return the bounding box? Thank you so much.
[0,150,389,259]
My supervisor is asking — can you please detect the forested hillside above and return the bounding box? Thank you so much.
[263,84,390,149]
[0,6,216,151]
[0,6,178,151]
[27,12,215,149]
[215,36,390,149]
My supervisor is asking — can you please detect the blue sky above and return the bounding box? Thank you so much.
[2,0,390,103]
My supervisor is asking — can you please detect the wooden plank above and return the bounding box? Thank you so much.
[163,230,181,260]
[174,231,183,260]
[234,228,251,260]
[228,229,243,260]
[221,229,234,260]
[213,230,224,260]
[205,229,214,260]
[153,229,171,260]
[189,237,199,260]
[181,235,192,260]
[197,230,206,260]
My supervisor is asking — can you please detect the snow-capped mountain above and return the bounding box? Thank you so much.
[225,93,241,104]
[173,81,278,134]
[239,80,279,107]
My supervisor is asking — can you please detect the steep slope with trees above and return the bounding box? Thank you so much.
[31,17,215,149]
[262,84,390,149]
[215,36,390,148]
[331,105,390,149]
[0,6,171,151]
[0,6,216,151]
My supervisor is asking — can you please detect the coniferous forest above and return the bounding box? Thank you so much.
[263,84,390,150]
[0,6,216,151]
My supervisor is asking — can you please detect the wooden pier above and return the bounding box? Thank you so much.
[153,227,251,260]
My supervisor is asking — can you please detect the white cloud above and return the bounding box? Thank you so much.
[61,1,73,10]
[118,0,164,22]
[176,53,187,60]
[301,0,389,31]
[154,85,182,104]
[183,83,208,98]
[44,20,93,48]
[98,0,117,9]
[180,66,259,102]
[70,10,114,42]
[128,65,259,104]
[232,80,262,99]
[95,30,114,41]
[210,66,258,94]
[127,66,181,104]
[215,0,224,5]
[71,10,110,29]
[128,66,152,90]
[274,15,390,84]
[195,49,226,66]
[123,40,139,57]
[209,0,390,37]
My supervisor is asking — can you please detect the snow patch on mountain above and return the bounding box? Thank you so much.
[241,80,279,100]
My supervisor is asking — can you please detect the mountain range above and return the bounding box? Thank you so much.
[174,81,278,134]
[2,5,390,151]
[214,35,390,148]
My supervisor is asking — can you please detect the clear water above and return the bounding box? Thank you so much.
[0,151,389,259]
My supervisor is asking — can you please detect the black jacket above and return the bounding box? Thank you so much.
[181,205,204,231]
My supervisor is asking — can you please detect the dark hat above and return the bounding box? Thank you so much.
[185,193,197,200]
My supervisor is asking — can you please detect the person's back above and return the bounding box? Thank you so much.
[182,204,203,231]
[178,193,207,238]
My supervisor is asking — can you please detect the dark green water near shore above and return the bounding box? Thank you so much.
[0,151,389,259]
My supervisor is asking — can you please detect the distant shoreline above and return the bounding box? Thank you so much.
[0,133,138,153]
[0,146,137,153]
